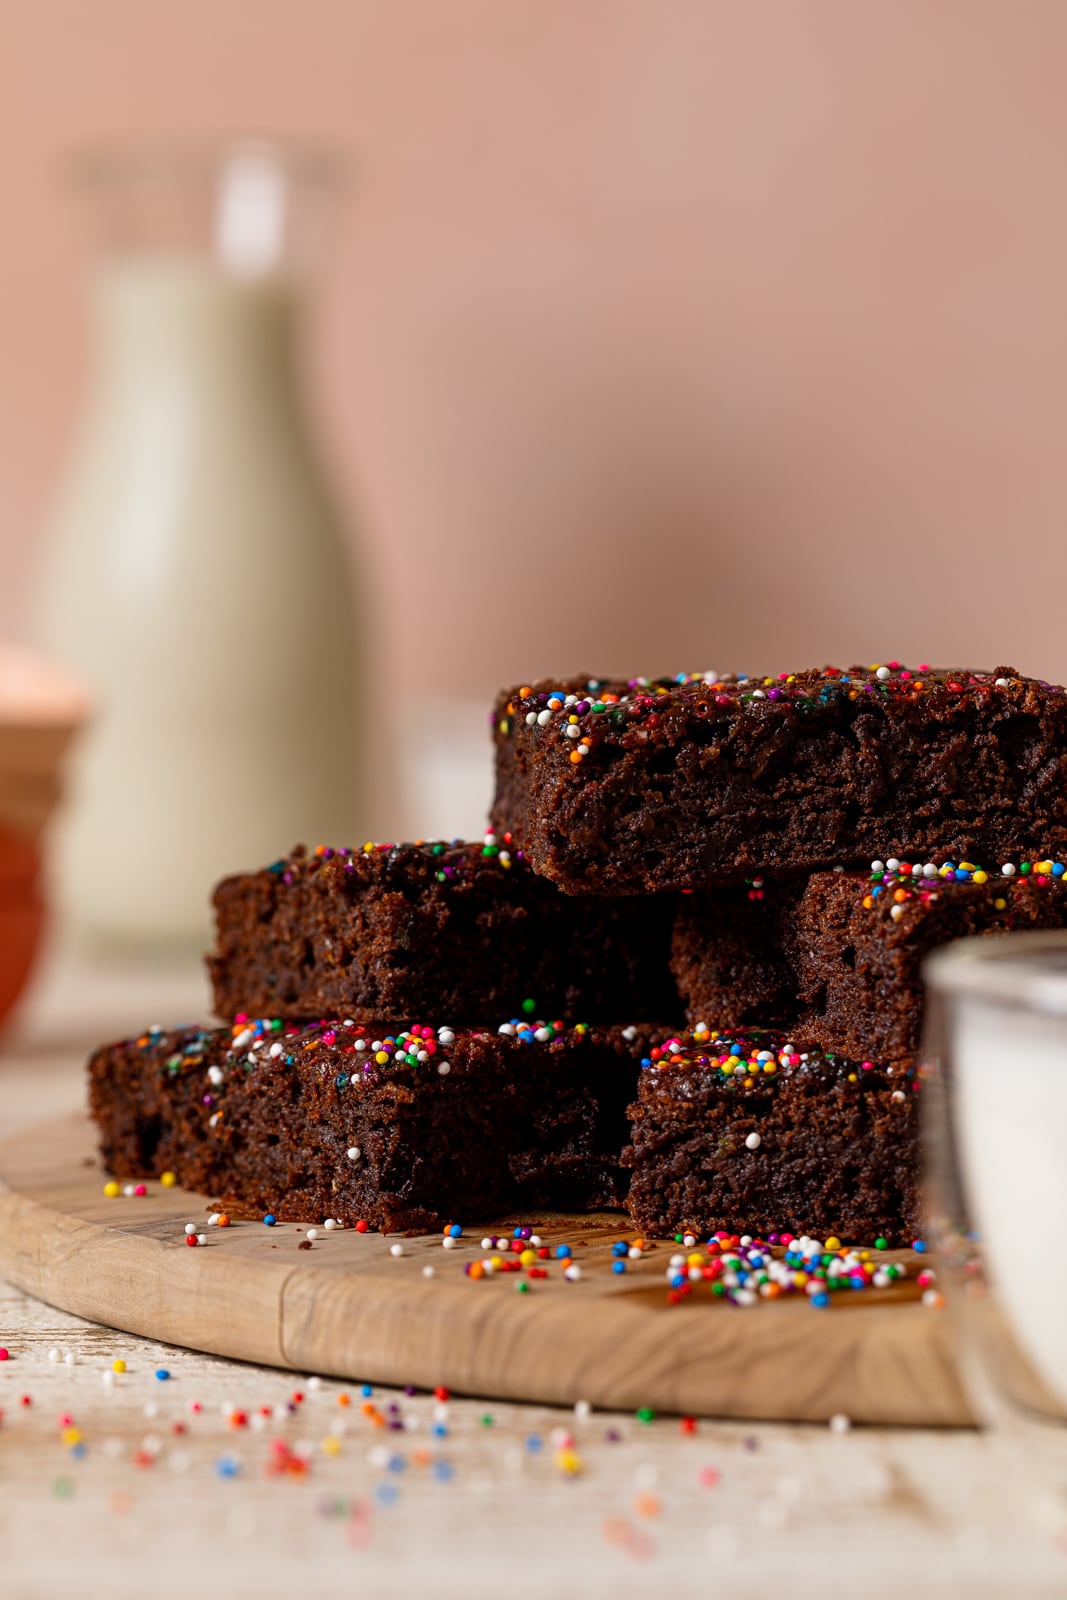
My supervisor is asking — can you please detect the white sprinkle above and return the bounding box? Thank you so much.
[481,1237,493,1250]
[498,1023,516,1036]
[923,863,938,878]
[892,1090,906,1102]
[870,860,885,873]
[354,1039,367,1052]
[197,1234,207,1246]
[995,677,1010,687]
[886,858,901,872]
[574,1400,592,1420]
[438,1029,455,1044]
[683,1233,697,1247]
[534,1027,552,1043]
[207,1213,220,1226]
[1001,863,1016,876]
[122,1183,135,1197]
[306,1228,318,1241]
[911,863,923,877]
[307,1375,323,1391]
[563,1264,582,1282]
[232,1028,253,1051]
[269,1042,283,1058]
[621,1026,637,1041]
[670,1253,686,1267]
[437,1062,451,1076]
[184,1223,197,1236]
[745,1132,762,1150]
[323,1218,338,1231]
[47,1347,61,1363]
[751,689,766,699]
[346,1146,361,1162]
[208,1066,224,1086]
[921,1288,941,1308]
[422,1265,435,1279]
[209,1112,221,1127]
[102,1369,115,1388]
[525,712,537,725]
[829,1413,852,1434]
[389,1243,404,1258]
[442,1236,457,1250]
[890,904,905,921]
[876,666,891,680]
[537,709,553,726]
[143,1401,158,1420]
[628,1245,642,1259]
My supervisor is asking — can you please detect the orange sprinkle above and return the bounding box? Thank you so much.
[337,1392,351,1408]
[216,1213,230,1227]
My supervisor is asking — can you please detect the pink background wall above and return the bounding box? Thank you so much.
[2,0,1067,707]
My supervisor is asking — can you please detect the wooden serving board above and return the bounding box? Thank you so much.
[0,1110,972,1426]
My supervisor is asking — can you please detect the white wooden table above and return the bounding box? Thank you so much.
[3,945,1067,1599]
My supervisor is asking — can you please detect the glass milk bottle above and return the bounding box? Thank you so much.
[37,144,364,946]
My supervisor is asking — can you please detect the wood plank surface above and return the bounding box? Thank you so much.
[0,1107,972,1426]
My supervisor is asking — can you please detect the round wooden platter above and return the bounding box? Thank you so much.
[0,1109,972,1426]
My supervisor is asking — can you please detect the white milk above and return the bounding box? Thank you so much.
[953,999,1067,1410]
[37,259,363,944]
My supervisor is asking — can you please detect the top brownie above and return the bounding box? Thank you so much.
[208,839,679,1023]
[490,664,1067,892]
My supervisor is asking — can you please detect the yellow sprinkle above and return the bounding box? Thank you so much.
[687,1253,703,1267]
[321,1436,342,1456]
[994,898,1007,910]
[363,842,375,852]
[972,871,988,885]
[111,1358,126,1374]
[490,1255,505,1271]
[519,1249,536,1268]
[848,1073,857,1082]
[959,862,976,873]
[375,1051,389,1065]
[825,1236,841,1252]
[61,1427,82,1447]
[763,1062,777,1074]
[160,1171,177,1188]
[103,1181,121,1199]
[556,1448,583,1475]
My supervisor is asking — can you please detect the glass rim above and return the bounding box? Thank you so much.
[66,138,346,193]
[924,929,1067,1016]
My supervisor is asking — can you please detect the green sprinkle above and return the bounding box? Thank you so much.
[635,1407,655,1425]
[521,998,537,1015]
[436,871,446,882]
[52,1478,74,1500]
[516,1281,530,1294]
[431,844,444,856]
[874,1237,888,1250]
[480,1413,494,1427]
[271,1019,284,1031]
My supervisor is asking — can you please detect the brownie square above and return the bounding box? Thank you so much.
[490,666,1067,892]
[673,858,1067,1066]
[89,1017,658,1231]
[207,841,679,1023]
[622,1027,920,1245]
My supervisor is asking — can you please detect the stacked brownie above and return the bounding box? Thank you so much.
[90,662,1067,1244]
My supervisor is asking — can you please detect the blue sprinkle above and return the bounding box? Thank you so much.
[954,869,971,881]
[525,1434,543,1453]
[432,1459,454,1482]
[361,1384,373,1397]
[555,1245,572,1259]
[263,1214,276,1227]
[612,1261,626,1275]
[155,1368,170,1381]
[811,1292,830,1309]
[1054,863,1065,877]
[448,1224,462,1238]
[387,1454,406,1474]
[431,1422,448,1438]
[375,1481,399,1506]
[215,1453,242,1478]
[913,1239,928,1253]
[669,1273,686,1289]
[69,1442,87,1459]
[611,1242,628,1257]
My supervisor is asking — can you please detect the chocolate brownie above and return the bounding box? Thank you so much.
[89,1017,658,1231]
[673,856,1067,1066]
[622,1027,920,1244]
[491,666,1067,892]
[207,841,679,1023]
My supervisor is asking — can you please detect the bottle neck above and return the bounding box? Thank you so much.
[89,257,303,393]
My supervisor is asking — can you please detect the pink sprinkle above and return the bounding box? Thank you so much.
[0,1348,8,1361]
[698,1466,720,1487]
[861,1061,874,1071]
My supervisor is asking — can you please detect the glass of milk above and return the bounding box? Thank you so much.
[36,143,368,948]
[924,933,1067,1431]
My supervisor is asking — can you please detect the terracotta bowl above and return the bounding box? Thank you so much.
[0,644,89,1033]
